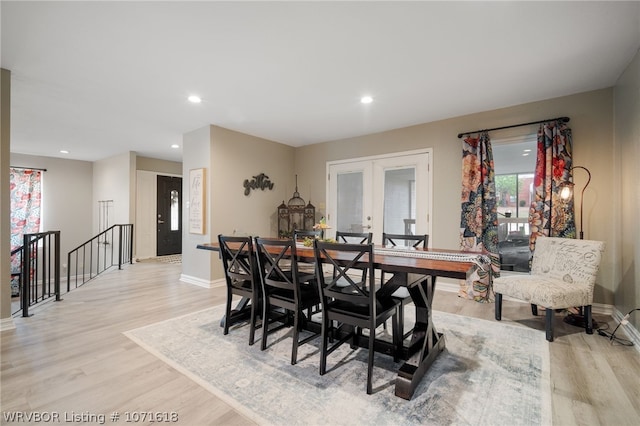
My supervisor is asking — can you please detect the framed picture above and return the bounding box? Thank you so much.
[189,168,205,234]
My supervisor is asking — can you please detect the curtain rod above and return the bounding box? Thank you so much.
[457,116,570,139]
[10,166,48,172]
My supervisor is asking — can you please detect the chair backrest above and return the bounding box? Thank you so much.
[313,240,376,315]
[382,233,429,249]
[255,237,303,295]
[335,231,372,244]
[293,229,321,242]
[218,234,259,290]
[531,237,605,287]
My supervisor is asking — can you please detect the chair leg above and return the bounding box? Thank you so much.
[495,293,502,321]
[291,310,300,365]
[366,324,375,395]
[319,316,329,375]
[392,313,400,363]
[248,298,257,345]
[584,305,593,335]
[531,304,538,316]
[224,292,232,335]
[545,308,554,342]
[261,299,270,351]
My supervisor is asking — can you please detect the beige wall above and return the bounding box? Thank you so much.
[136,156,182,175]
[296,89,617,304]
[614,48,640,330]
[1,69,11,325]
[10,153,93,261]
[182,125,294,286]
[93,152,136,233]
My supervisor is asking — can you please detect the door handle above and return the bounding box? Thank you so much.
[158,220,165,224]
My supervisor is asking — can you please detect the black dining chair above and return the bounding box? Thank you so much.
[335,231,372,244]
[293,229,321,242]
[381,233,429,340]
[293,229,322,274]
[313,240,401,394]
[217,234,262,345]
[254,237,321,365]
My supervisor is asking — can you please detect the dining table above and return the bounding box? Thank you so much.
[197,240,489,400]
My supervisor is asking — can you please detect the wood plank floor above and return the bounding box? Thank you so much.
[2,261,639,425]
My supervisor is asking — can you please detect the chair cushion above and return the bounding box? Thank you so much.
[493,275,591,309]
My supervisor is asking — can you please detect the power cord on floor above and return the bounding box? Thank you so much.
[596,308,639,346]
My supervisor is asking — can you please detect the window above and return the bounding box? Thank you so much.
[493,137,536,272]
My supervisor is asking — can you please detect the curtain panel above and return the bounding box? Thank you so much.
[10,168,42,295]
[459,132,500,302]
[528,121,575,252]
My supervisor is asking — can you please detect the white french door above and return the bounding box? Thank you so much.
[327,150,431,245]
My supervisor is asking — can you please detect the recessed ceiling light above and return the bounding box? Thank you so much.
[360,96,373,104]
[60,150,69,154]
[188,95,202,103]
[523,149,532,152]
[171,144,180,149]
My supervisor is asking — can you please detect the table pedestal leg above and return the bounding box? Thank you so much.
[394,275,445,400]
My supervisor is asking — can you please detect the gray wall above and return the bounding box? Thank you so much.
[614,47,640,330]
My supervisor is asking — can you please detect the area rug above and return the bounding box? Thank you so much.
[125,305,551,426]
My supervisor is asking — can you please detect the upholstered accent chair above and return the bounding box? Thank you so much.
[494,236,605,342]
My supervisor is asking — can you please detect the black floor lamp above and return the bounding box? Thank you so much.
[560,165,594,328]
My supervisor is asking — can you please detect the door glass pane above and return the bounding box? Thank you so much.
[336,172,363,233]
[383,168,416,235]
[170,190,179,231]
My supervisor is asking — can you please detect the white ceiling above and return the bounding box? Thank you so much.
[2,1,639,163]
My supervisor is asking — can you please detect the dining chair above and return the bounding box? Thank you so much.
[217,234,262,345]
[494,236,605,342]
[330,231,372,287]
[335,231,372,244]
[293,229,321,242]
[381,233,429,340]
[293,228,322,274]
[254,237,321,365]
[313,240,401,394]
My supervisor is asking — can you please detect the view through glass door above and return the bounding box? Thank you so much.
[327,150,431,244]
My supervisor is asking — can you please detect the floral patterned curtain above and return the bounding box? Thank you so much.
[528,121,575,251]
[459,132,500,302]
[10,168,42,294]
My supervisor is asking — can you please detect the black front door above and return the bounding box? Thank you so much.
[157,175,182,256]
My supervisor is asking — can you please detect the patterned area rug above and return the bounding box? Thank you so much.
[125,305,551,426]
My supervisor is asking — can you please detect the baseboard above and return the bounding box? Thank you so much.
[179,274,225,289]
[0,316,16,332]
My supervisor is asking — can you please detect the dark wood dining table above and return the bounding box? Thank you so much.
[197,241,481,400]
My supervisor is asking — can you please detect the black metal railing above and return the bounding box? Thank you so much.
[11,231,61,317]
[67,224,134,291]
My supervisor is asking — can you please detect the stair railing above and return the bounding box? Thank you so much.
[12,231,61,317]
[67,224,134,291]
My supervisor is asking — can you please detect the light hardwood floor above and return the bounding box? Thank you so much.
[1,261,639,425]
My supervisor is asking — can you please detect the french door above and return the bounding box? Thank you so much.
[327,150,431,245]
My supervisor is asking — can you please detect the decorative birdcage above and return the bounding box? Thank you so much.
[277,176,314,238]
